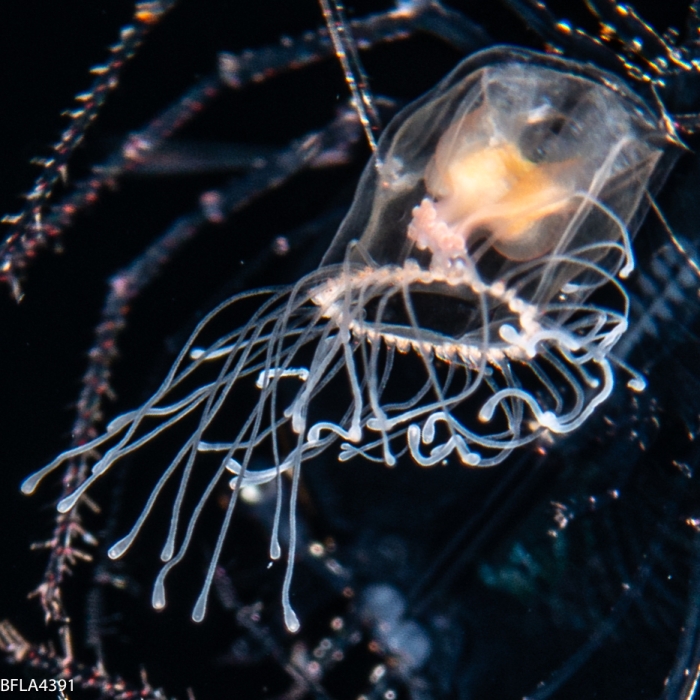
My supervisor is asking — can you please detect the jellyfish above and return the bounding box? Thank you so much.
[22,47,675,632]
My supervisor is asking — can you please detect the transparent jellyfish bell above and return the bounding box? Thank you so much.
[325,47,671,295]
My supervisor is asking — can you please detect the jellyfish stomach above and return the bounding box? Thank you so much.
[422,136,582,263]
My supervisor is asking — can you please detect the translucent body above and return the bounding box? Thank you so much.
[22,48,673,632]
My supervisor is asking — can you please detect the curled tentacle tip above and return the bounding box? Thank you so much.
[338,445,354,462]
[477,405,494,423]
[160,541,175,562]
[20,474,40,495]
[108,538,131,560]
[106,414,129,432]
[620,261,634,278]
[152,580,167,610]
[284,609,300,633]
[192,595,207,623]
[57,493,80,513]
[628,377,646,392]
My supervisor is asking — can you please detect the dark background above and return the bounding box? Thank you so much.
[0,1,699,699]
